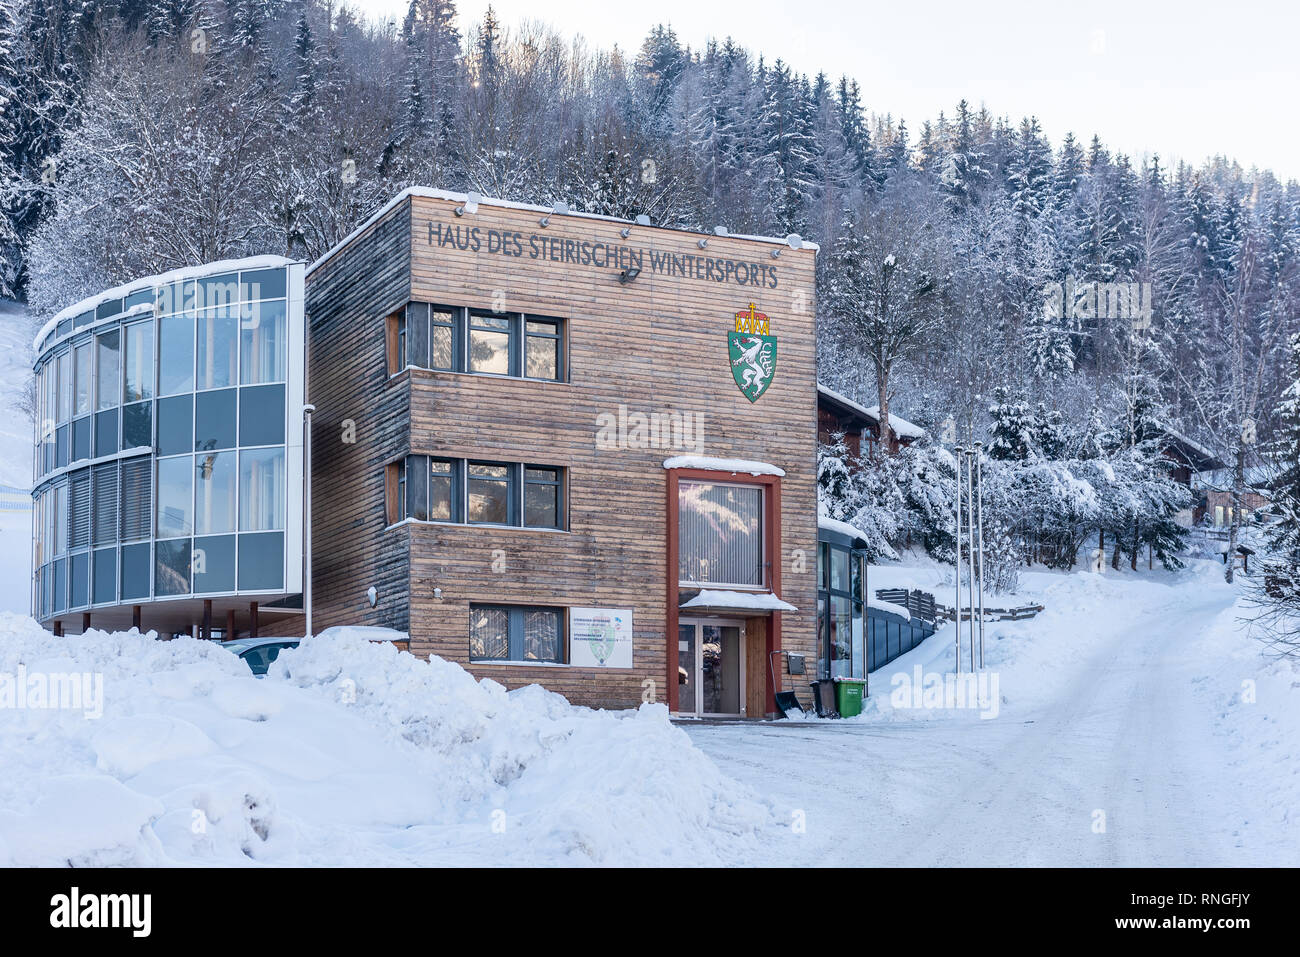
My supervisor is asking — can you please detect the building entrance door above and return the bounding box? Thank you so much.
[676,618,746,716]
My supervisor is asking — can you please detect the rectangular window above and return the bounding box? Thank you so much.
[239,447,285,531]
[195,388,236,451]
[195,451,237,534]
[158,313,194,396]
[92,463,118,544]
[241,267,286,301]
[68,471,91,550]
[122,401,152,450]
[430,458,456,521]
[155,538,191,596]
[73,340,92,417]
[156,455,193,539]
[120,457,152,542]
[678,481,764,588]
[468,311,512,375]
[430,308,456,370]
[94,408,118,457]
[92,547,116,605]
[467,462,513,525]
[120,541,150,600]
[96,330,119,411]
[239,384,285,446]
[156,393,193,456]
[193,533,235,593]
[470,605,564,663]
[56,351,71,423]
[197,306,238,390]
[237,531,283,590]
[524,467,561,528]
[240,300,287,384]
[525,318,561,380]
[123,321,154,403]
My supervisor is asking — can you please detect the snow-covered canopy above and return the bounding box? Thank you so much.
[818,515,869,546]
[679,590,798,613]
[662,455,785,476]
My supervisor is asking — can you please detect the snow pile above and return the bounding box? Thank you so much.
[679,589,797,612]
[0,615,775,866]
[662,455,785,476]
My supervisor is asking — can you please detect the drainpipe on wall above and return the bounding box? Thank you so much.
[303,403,316,640]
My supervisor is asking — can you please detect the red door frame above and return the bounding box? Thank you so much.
[665,467,782,715]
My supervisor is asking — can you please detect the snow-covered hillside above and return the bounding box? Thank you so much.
[0,300,33,614]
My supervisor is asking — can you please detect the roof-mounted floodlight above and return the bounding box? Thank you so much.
[539,201,569,228]
[455,191,482,216]
[697,238,708,249]
[773,232,804,258]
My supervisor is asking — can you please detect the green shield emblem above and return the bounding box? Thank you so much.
[728,331,778,402]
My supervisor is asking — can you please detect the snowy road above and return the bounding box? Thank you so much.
[686,566,1295,867]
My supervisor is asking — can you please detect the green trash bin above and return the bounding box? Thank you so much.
[833,677,867,718]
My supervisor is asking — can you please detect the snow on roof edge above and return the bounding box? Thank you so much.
[33,255,299,351]
[817,383,926,439]
[305,186,819,277]
[662,455,785,476]
[818,515,869,544]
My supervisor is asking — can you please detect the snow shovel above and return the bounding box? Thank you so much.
[774,691,805,718]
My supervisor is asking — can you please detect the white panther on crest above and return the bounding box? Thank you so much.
[732,335,774,394]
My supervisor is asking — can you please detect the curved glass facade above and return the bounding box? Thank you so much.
[32,259,305,629]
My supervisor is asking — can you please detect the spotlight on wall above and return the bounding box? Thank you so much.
[619,266,642,284]
[433,586,443,599]
[773,232,804,258]
[539,201,569,228]
[454,191,482,216]
[697,238,708,249]
[367,585,377,608]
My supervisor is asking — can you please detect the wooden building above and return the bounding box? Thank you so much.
[817,384,924,457]
[293,189,820,716]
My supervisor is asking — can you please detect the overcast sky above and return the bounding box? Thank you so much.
[357,0,1300,181]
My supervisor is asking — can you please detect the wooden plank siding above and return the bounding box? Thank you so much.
[301,192,820,712]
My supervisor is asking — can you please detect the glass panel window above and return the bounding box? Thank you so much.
[678,481,764,587]
[196,306,238,390]
[120,457,152,541]
[524,467,561,528]
[406,453,429,522]
[407,302,429,369]
[469,606,509,660]
[430,309,456,370]
[468,312,511,375]
[120,542,150,600]
[522,608,562,661]
[56,351,71,423]
[123,321,154,403]
[830,547,849,592]
[95,330,119,411]
[237,531,283,590]
[158,313,194,396]
[239,384,285,446]
[241,268,286,301]
[525,319,560,380]
[93,547,117,604]
[430,459,455,521]
[467,462,512,525]
[156,455,193,539]
[195,451,237,534]
[197,273,239,311]
[193,533,235,593]
[155,538,191,596]
[239,447,285,531]
[240,300,287,384]
[156,394,193,457]
[73,341,92,416]
[94,408,118,457]
[122,401,152,450]
[195,388,237,451]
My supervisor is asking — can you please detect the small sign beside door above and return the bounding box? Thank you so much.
[570,608,634,668]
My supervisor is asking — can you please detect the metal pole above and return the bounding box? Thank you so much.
[954,446,964,675]
[966,449,976,674]
[974,442,986,670]
[303,403,316,641]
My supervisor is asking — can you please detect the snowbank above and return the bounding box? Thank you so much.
[0,615,775,866]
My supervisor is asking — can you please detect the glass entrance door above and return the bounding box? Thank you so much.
[677,619,745,716]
